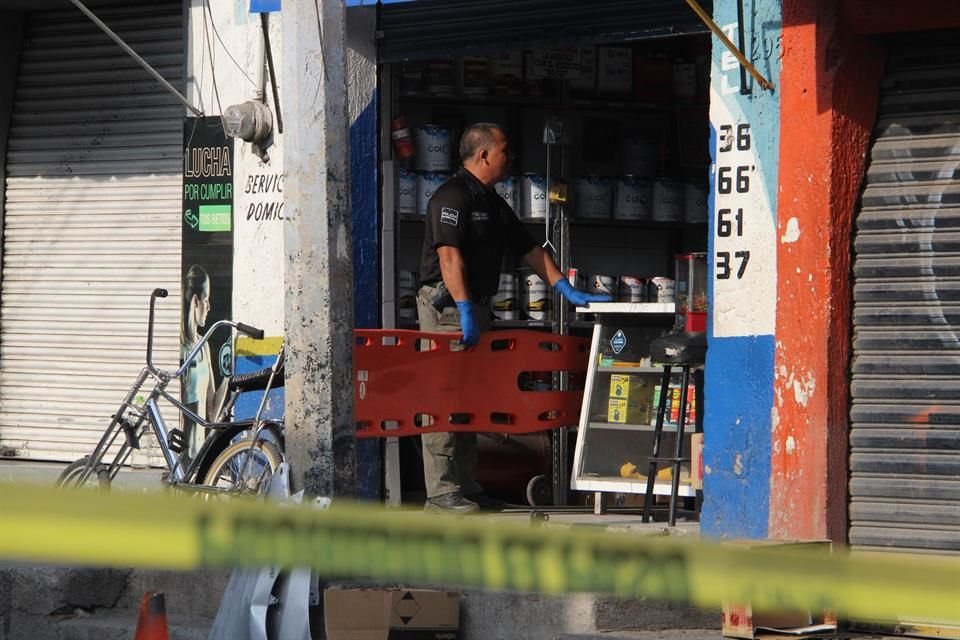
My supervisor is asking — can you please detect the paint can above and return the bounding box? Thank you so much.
[495,176,520,212]
[398,270,418,321]
[648,276,676,304]
[521,173,548,219]
[575,175,613,219]
[589,274,617,298]
[613,175,651,221]
[416,171,451,217]
[622,136,658,177]
[423,59,455,96]
[492,272,519,321]
[460,57,490,97]
[490,51,523,96]
[683,180,709,223]
[414,124,452,171]
[397,168,417,215]
[522,270,550,320]
[618,276,646,303]
[651,178,683,222]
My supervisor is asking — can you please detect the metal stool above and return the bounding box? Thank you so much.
[641,331,707,526]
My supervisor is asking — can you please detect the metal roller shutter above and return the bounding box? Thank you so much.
[0,3,183,463]
[850,30,960,553]
[376,0,710,62]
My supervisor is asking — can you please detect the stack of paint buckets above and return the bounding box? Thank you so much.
[491,269,550,322]
[567,269,676,306]
[397,269,419,325]
[395,124,454,217]
[559,136,708,223]
[492,174,548,219]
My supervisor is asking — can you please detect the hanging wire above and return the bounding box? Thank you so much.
[203,0,259,90]
[201,0,222,115]
[314,0,329,80]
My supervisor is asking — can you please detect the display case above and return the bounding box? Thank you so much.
[570,302,698,502]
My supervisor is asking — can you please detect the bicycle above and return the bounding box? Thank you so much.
[56,288,285,495]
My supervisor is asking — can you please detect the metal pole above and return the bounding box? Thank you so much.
[684,0,775,92]
[282,0,356,498]
[69,0,203,116]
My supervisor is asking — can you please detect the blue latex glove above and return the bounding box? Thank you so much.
[554,279,612,308]
[456,300,479,346]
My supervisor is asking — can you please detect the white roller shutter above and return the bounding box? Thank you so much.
[1,3,183,463]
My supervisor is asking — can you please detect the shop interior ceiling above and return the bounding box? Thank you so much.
[0,0,155,9]
[376,0,712,62]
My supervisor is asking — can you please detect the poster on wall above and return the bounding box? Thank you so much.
[181,116,234,456]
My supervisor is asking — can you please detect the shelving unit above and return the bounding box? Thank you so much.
[570,305,699,508]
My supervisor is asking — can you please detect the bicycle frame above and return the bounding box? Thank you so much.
[67,289,275,490]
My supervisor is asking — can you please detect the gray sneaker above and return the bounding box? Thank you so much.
[424,492,479,514]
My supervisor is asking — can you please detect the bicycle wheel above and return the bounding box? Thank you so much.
[56,456,111,489]
[200,438,283,495]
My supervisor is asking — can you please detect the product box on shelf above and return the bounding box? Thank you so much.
[569,45,596,94]
[607,397,650,425]
[651,382,696,426]
[597,46,633,95]
[690,432,703,490]
[609,374,652,402]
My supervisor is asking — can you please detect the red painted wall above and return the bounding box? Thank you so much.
[772,0,884,540]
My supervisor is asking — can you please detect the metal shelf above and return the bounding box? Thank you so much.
[493,320,550,329]
[588,421,656,432]
[577,302,675,314]
[597,365,661,373]
[574,475,696,497]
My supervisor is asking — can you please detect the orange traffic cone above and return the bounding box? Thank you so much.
[133,591,169,640]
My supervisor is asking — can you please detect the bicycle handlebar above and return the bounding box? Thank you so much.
[236,323,265,339]
[144,288,267,380]
[146,288,166,375]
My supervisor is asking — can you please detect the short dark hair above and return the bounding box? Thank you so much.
[459,123,503,162]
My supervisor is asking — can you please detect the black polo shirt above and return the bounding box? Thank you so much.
[419,168,537,299]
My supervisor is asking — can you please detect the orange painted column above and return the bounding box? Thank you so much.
[772,0,883,540]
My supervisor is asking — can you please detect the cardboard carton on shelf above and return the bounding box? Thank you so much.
[607,397,650,425]
[609,373,654,401]
[325,587,460,640]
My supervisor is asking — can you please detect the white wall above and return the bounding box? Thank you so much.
[185,0,285,335]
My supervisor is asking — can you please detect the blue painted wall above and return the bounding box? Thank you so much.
[702,0,781,538]
[351,92,382,500]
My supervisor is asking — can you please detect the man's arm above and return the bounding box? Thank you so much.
[437,244,481,346]
[521,245,564,286]
[523,245,612,307]
[437,245,471,301]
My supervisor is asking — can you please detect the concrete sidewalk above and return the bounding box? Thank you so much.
[0,458,164,490]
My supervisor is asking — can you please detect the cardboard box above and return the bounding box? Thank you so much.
[608,374,651,401]
[651,383,696,426]
[607,397,650,425]
[720,541,837,639]
[325,588,459,640]
[597,46,632,95]
[690,432,703,490]
[569,46,596,93]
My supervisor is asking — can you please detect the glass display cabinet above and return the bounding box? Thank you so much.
[569,302,699,512]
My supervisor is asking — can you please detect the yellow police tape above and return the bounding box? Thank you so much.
[1,483,958,624]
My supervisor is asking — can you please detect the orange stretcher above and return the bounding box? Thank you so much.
[353,329,589,438]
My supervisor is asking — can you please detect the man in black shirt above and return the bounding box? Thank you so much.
[417,123,609,514]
